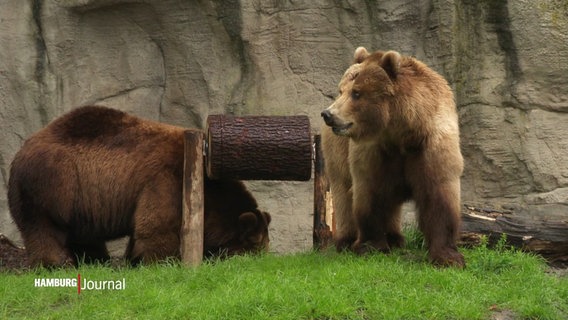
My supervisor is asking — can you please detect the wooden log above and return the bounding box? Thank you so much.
[180,129,205,266]
[206,115,312,181]
[313,135,333,250]
[460,205,568,267]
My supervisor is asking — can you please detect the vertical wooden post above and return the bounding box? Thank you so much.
[313,134,333,249]
[181,129,205,266]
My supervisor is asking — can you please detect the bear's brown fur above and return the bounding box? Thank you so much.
[321,47,464,267]
[8,106,270,267]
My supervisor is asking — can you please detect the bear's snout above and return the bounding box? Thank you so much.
[321,109,334,126]
[321,109,353,136]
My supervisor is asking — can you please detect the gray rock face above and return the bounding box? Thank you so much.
[1,0,567,252]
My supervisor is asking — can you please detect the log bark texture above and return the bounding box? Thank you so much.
[206,115,312,181]
[460,205,568,267]
[313,135,333,250]
[180,130,205,266]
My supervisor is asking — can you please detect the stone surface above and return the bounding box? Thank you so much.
[1,0,567,253]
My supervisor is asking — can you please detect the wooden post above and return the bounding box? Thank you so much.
[180,129,205,266]
[313,135,333,249]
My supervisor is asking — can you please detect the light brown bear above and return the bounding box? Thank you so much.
[8,106,271,267]
[321,47,464,267]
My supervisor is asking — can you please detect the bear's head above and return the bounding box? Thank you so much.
[204,209,271,258]
[233,209,271,255]
[321,47,402,141]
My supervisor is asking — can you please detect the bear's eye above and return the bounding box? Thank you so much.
[351,90,361,100]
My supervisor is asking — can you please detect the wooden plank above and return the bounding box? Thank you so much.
[180,129,205,266]
[313,134,333,249]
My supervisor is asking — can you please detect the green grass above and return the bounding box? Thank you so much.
[1,235,567,320]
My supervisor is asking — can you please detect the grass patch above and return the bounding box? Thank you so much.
[1,235,567,319]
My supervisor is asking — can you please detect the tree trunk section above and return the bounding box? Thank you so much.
[206,115,312,181]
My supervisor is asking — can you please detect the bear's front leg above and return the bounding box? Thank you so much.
[330,180,357,251]
[384,204,406,249]
[350,181,391,255]
[126,176,182,265]
[351,196,407,255]
[349,144,409,255]
[321,127,358,251]
[68,240,110,264]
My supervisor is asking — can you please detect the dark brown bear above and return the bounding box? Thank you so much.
[321,47,464,267]
[8,106,271,267]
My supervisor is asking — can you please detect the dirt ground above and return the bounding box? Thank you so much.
[0,234,28,272]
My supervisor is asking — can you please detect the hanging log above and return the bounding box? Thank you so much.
[460,205,568,267]
[313,135,333,250]
[206,115,312,181]
[180,129,205,267]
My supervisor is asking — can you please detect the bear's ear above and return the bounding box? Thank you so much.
[262,211,271,225]
[354,47,370,63]
[380,50,401,79]
[238,211,258,233]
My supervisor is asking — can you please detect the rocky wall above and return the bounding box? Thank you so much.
[1,0,566,253]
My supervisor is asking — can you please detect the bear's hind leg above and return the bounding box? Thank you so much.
[20,217,75,268]
[415,180,464,267]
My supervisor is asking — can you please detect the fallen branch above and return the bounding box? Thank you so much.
[460,205,568,267]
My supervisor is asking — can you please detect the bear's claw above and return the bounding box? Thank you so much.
[429,248,465,268]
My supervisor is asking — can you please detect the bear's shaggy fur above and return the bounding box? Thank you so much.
[8,106,270,267]
[321,47,464,267]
